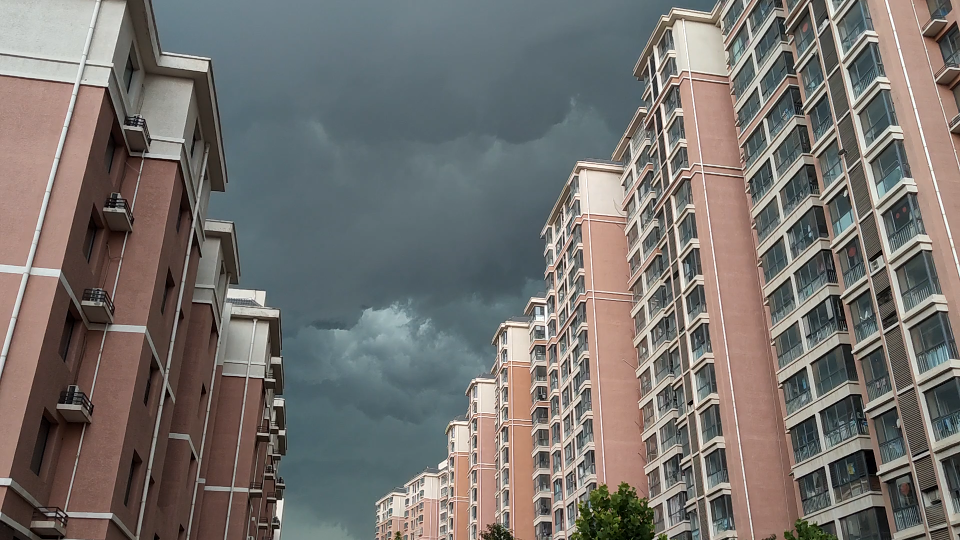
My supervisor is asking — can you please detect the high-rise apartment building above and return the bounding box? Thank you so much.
[444,417,470,540]
[466,375,497,540]
[619,9,799,540]
[538,162,646,539]
[377,489,406,540]
[524,298,552,540]
[403,466,442,540]
[491,319,534,540]
[0,2,286,540]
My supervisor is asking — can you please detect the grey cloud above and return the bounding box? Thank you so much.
[152,0,715,539]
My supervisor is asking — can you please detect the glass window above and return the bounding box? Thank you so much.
[820,395,868,448]
[840,508,891,540]
[929,0,953,18]
[794,14,816,55]
[883,194,925,252]
[769,280,796,325]
[887,475,921,531]
[791,416,820,463]
[750,162,776,205]
[818,141,844,187]
[871,140,911,198]
[927,378,960,441]
[849,43,885,97]
[828,451,878,502]
[798,468,830,514]
[809,97,833,141]
[696,363,717,400]
[781,165,819,216]
[875,409,905,463]
[859,90,898,145]
[775,323,804,368]
[756,199,781,242]
[683,249,702,283]
[730,27,749,66]
[756,18,787,64]
[691,323,712,359]
[861,348,890,401]
[738,90,763,128]
[794,251,837,302]
[705,449,728,487]
[838,0,874,52]
[912,312,957,373]
[701,404,723,442]
[774,127,811,177]
[788,207,830,257]
[783,369,812,415]
[767,87,804,137]
[733,59,757,99]
[803,296,847,349]
[743,126,768,167]
[812,346,857,395]
[686,285,706,321]
[723,0,745,34]
[760,52,796,100]
[762,239,789,282]
[897,251,941,312]
[940,25,960,65]
[678,212,698,248]
[801,55,825,95]
[839,239,866,287]
[710,495,735,534]
[850,292,878,342]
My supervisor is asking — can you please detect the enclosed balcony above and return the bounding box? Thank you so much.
[81,288,115,324]
[913,312,958,373]
[57,385,94,423]
[103,193,134,232]
[884,195,925,253]
[803,297,848,349]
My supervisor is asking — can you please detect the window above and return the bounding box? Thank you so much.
[849,43,885,97]
[769,280,795,325]
[710,495,735,533]
[668,117,686,150]
[809,97,833,141]
[59,311,77,360]
[678,213,697,248]
[664,86,681,118]
[755,18,787,64]
[658,30,675,59]
[748,0,778,32]
[929,0,953,19]
[829,451,878,503]
[883,194,924,252]
[124,452,142,506]
[812,346,857,395]
[783,370,812,415]
[696,363,717,400]
[161,272,176,315]
[781,165,819,216]
[940,25,960,65]
[912,312,957,373]
[732,60,757,99]
[861,348,890,401]
[30,416,52,475]
[123,52,137,91]
[683,249,702,283]
[887,475,921,531]
[730,27,749,66]
[760,53,795,100]
[898,251,941,311]
[686,285,706,321]
[818,142,843,187]
[875,409,905,462]
[701,404,722,442]
[839,239,865,287]
[750,161,775,204]
[738,90,762,129]
[723,0,745,34]
[775,323,804,368]
[768,88,804,138]
[794,14,816,55]
[105,136,117,173]
[794,251,836,302]
[821,395,867,448]
[788,207,829,257]
[705,449,728,487]
[691,323,712,359]
[798,468,830,514]
[800,55,825,95]
[190,120,202,157]
[840,508,891,540]
[871,140,911,198]
[837,0,874,52]
[774,127,810,176]
[756,200,781,242]
[670,147,689,178]
[859,90,897,146]
[791,416,820,463]
[804,296,847,348]
[762,239,789,282]
[743,126,768,168]
[83,217,99,262]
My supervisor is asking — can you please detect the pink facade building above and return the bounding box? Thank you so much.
[466,376,498,540]
[443,418,470,540]
[377,489,406,540]
[0,2,286,540]
[402,467,442,540]
[491,320,535,540]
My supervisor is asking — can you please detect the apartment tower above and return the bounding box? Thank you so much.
[377,489,406,540]
[524,298,552,540]
[466,376,497,540]
[538,161,646,539]
[490,319,535,540]
[403,467,442,540]
[0,1,286,539]
[444,417,470,540]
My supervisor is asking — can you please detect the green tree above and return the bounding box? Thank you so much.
[394,532,402,540]
[571,483,665,540]
[480,523,516,540]
[781,519,838,540]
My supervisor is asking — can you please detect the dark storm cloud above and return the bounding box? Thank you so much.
[152,0,713,538]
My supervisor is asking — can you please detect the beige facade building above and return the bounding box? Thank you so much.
[377,489,406,540]
[444,417,470,540]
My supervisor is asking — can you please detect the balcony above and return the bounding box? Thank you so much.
[257,420,271,442]
[865,373,891,401]
[879,437,905,463]
[775,129,810,177]
[707,468,729,488]
[57,386,94,423]
[31,507,68,538]
[768,102,804,139]
[793,438,821,463]
[801,492,830,515]
[823,418,868,448]
[892,506,922,531]
[264,465,276,479]
[902,279,941,312]
[267,490,279,503]
[805,317,847,349]
[888,215,925,252]
[917,339,959,373]
[713,517,735,535]
[778,341,804,369]
[271,356,285,394]
[797,269,836,303]
[843,262,866,288]
[81,288,115,324]
[273,517,282,529]
[250,482,264,498]
[852,64,885,98]
[103,193,134,232]
[938,52,960,85]
[123,114,151,151]
[785,389,812,415]
[265,369,277,390]
[853,316,878,342]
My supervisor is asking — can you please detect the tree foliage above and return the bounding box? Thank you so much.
[480,523,516,540]
[571,483,665,540]
[781,519,838,540]
[394,532,402,540]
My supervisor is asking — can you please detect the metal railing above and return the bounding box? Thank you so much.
[888,216,925,252]
[823,418,869,448]
[32,507,68,528]
[797,269,836,302]
[879,437,905,463]
[892,505,922,531]
[865,374,891,401]
[768,102,804,138]
[902,279,940,311]
[852,64,885,97]
[777,341,804,369]
[59,387,94,415]
[854,316,879,342]
[793,438,821,463]
[843,262,866,287]
[775,132,810,177]
[771,298,796,325]
[805,316,848,348]
[917,339,958,373]
[801,492,831,515]
[785,389,812,415]
[782,174,820,216]
[82,288,115,314]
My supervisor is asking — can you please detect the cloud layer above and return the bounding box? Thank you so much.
[152,0,714,538]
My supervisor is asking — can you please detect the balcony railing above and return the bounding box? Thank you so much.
[879,437,906,462]
[854,316,878,342]
[892,505,922,531]
[917,339,958,373]
[840,16,873,52]
[59,387,94,415]
[801,492,831,515]
[843,262,866,287]
[707,468,729,488]
[823,418,868,448]
[805,316,847,348]
[852,64,885,97]
[757,214,781,242]
[797,269,836,302]
[793,438,821,463]
[693,339,713,360]
[902,279,940,312]
[713,517,735,534]
[782,176,819,216]
[785,389,812,415]
[777,341,804,369]
[888,216,925,252]
[769,102,804,138]
[771,298,796,325]
[834,476,880,503]
[775,133,810,177]
[865,374,891,401]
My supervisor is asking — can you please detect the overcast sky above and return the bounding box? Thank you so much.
[154,1,711,538]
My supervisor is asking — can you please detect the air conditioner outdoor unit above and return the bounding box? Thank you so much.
[868,257,884,274]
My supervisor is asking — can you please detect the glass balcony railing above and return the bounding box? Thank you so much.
[934,409,960,440]
[865,373,891,401]
[805,316,848,348]
[888,216,925,252]
[917,340,958,373]
[879,437,906,462]
[843,262,866,287]
[785,389,812,415]
[823,418,869,448]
